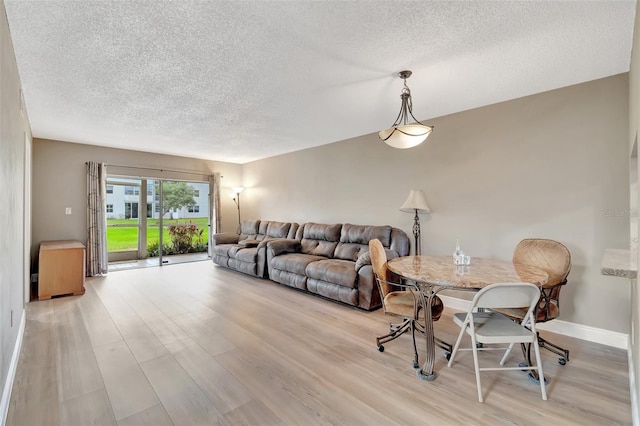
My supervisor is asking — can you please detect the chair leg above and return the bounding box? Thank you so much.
[538,334,570,365]
[376,318,412,347]
[470,334,483,403]
[389,322,403,333]
[500,342,515,366]
[532,337,548,400]
[436,336,453,362]
[447,322,467,367]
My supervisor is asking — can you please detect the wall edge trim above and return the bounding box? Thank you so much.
[0,309,25,426]
[628,341,639,426]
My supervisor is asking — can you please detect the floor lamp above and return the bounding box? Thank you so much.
[231,186,244,234]
[400,189,431,256]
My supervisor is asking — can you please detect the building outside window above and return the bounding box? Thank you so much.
[106,204,113,213]
[105,179,208,220]
[124,186,139,195]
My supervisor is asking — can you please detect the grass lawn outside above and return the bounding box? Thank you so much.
[107,218,209,252]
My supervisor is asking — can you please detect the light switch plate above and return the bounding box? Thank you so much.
[65,207,72,215]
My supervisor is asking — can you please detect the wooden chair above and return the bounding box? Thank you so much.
[447,283,547,402]
[497,238,572,365]
[369,239,449,369]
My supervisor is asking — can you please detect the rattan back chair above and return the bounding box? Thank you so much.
[369,239,445,369]
[497,238,572,365]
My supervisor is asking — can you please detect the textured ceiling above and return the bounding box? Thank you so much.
[4,1,636,164]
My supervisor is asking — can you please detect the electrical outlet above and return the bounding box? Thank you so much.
[65,207,72,215]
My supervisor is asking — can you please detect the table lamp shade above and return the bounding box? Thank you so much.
[400,190,430,213]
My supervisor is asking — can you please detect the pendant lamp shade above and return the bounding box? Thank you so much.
[379,70,433,149]
[379,124,433,149]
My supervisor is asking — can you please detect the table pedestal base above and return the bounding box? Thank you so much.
[416,369,437,381]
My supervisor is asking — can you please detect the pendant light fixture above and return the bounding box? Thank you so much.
[379,70,433,149]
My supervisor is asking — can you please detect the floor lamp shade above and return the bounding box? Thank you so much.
[400,190,430,255]
[400,190,431,213]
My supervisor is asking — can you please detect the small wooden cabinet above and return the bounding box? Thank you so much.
[38,240,86,300]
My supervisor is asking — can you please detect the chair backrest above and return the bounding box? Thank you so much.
[471,283,541,324]
[369,238,392,298]
[512,239,571,287]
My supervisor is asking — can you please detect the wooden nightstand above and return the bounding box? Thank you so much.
[38,240,86,300]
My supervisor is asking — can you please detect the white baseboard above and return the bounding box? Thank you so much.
[440,295,629,349]
[0,309,25,426]
[440,294,473,312]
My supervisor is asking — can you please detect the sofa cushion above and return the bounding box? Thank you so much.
[229,246,243,257]
[305,259,358,288]
[270,253,326,275]
[239,220,260,240]
[334,224,392,261]
[300,223,342,257]
[266,221,292,238]
[234,247,259,262]
[212,243,234,257]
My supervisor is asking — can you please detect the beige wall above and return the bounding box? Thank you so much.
[243,74,631,334]
[630,0,640,419]
[31,139,243,258]
[0,0,31,416]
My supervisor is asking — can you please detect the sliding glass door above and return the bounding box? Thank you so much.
[106,175,210,267]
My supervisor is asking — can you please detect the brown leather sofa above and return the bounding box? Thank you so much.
[212,220,299,278]
[266,222,409,310]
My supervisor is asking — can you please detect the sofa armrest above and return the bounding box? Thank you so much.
[257,237,287,250]
[267,239,301,256]
[355,248,401,271]
[212,233,240,246]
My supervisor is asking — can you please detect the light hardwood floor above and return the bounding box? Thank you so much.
[7,261,632,425]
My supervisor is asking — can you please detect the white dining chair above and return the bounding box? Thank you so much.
[447,282,547,402]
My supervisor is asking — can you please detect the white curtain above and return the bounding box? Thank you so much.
[208,173,221,256]
[86,161,108,275]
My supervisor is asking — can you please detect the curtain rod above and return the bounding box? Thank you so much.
[99,163,218,177]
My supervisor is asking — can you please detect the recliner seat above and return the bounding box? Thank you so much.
[212,220,298,278]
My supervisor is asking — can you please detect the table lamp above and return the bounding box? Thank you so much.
[400,189,431,255]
